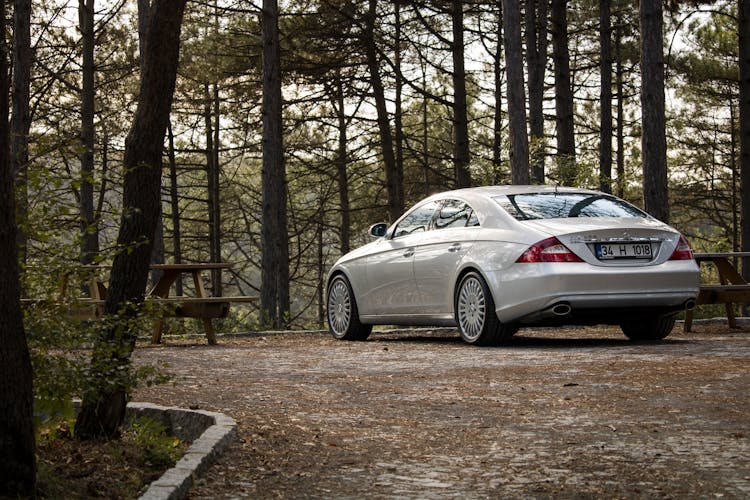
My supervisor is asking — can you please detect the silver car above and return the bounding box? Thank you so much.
[326,186,700,345]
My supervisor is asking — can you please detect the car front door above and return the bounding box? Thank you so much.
[364,201,440,315]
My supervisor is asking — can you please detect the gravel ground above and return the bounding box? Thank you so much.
[132,324,750,498]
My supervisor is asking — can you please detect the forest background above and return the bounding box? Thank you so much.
[7,0,750,331]
[1,0,750,494]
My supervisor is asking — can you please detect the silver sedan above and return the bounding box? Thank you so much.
[326,186,700,345]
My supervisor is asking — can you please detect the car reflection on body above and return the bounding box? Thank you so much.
[326,186,700,345]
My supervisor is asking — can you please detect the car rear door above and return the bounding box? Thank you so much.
[413,199,481,315]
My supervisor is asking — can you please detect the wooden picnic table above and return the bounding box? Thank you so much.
[28,263,257,345]
[147,263,257,345]
[684,252,750,332]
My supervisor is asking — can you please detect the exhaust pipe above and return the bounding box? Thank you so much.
[684,298,696,311]
[550,302,572,317]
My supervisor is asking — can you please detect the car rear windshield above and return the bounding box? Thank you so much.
[493,192,648,220]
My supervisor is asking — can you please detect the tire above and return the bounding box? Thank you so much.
[455,272,517,346]
[620,315,676,341]
[327,275,372,341]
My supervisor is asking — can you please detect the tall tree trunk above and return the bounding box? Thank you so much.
[139,0,167,288]
[551,0,576,185]
[422,62,430,194]
[11,0,31,265]
[205,81,222,295]
[138,0,150,74]
[526,0,547,184]
[640,0,668,222]
[365,0,401,222]
[0,0,35,490]
[394,2,405,198]
[79,0,99,266]
[167,120,183,296]
[492,0,504,184]
[740,0,750,280]
[261,0,290,328]
[452,0,471,188]
[615,23,625,198]
[76,0,187,439]
[730,94,739,251]
[502,0,530,184]
[317,214,324,325]
[209,4,222,294]
[334,72,350,255]
[599,0,613,193]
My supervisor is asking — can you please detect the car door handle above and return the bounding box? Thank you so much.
[448,243,462,253]
[403,248,414,258]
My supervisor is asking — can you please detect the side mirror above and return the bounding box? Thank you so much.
[369,223,388,238]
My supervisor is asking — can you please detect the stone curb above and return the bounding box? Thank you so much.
[129,403,237,500]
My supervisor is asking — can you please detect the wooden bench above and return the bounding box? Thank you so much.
[684,252,750,332]
[23,263,258,345]
[147,263,257,345]
[148,295,258,344]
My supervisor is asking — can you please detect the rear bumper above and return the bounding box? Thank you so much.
[485,260,700,324]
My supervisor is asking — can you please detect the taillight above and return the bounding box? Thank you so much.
[669,235,694,260]
[516,237,583,263]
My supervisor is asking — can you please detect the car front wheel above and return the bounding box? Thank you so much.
[327,275,372,341]
[620,315,676,341]
[455,272,517,346]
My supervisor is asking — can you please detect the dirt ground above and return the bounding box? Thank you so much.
[132,324,750,498]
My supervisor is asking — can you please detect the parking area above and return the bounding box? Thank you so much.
[133,324,750,498]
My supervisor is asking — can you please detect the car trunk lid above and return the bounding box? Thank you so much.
[520,217,681,266]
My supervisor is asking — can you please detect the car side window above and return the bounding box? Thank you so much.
[393,201,440,238]
[435,199,480,229]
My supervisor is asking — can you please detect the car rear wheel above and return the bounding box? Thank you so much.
[456,272,517,346]
[620,315,676,341]
[327,275,372,341]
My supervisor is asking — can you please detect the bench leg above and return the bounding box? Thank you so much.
[151,319,164,344]
[203,319,217,345]
[684,309,694,333]
[726,303,737,328]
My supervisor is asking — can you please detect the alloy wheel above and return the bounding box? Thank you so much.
[328,278,352,337]
[458,275,486,342]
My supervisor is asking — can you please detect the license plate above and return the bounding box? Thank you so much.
[595,242,653,260]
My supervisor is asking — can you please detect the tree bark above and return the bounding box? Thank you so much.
[599,0,613,193]
[502,0,530,184]
[75,0,187,439]
[79,0,99,267]
[551,0,576,185]
[365,0,402,222]
[260,0,290,328]
[452,0,471,188]
[11,0,31,265]
[0,0,36,492]
[640,0,669,222]
[526,0,548,184]
[740,0,750,280]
